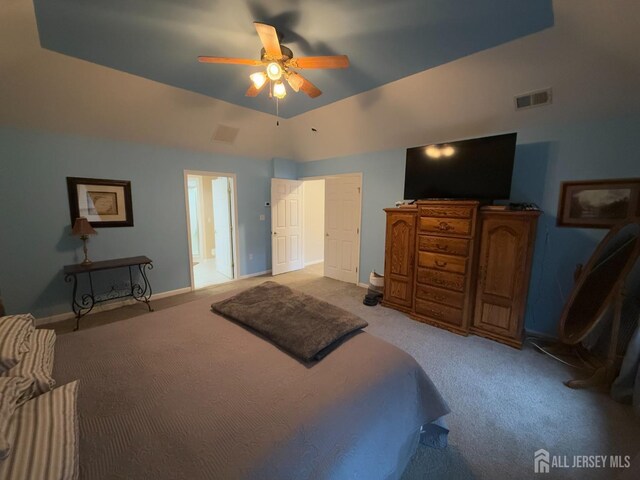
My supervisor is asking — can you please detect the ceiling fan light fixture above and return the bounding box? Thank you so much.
[266,62,283,81]
[249,71,267,89]
[286,73,304,93]
[273,80,287,99]
[198,22,349,101]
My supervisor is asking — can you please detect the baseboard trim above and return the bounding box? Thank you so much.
[239,270,271,279]
[524,329,559,342]
[358,282,369,289]
[154,287,193,299]
[35,286,192,327]
[304,260,324,267]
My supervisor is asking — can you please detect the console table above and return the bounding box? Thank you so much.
[63,256,154,331]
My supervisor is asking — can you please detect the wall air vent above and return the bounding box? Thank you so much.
[514,88,552,110]
[211,124,240,144]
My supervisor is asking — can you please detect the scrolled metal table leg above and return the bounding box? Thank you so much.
[65,273,95,331]
[132,263,154,312]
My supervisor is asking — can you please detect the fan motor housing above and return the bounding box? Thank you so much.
[260,46,293,62]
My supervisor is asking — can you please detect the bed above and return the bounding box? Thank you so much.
[53,290,449,480]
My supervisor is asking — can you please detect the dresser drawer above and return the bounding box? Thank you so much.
[416,268,466,292]
[416,284,465,308]
[415,299,463,326]
[418,235,470,256]
[418,251,467,274]
[419,217,472,236]
[419,205,474,219]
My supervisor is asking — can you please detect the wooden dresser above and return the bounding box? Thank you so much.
[413,200,480,335]
[382,200,540,347]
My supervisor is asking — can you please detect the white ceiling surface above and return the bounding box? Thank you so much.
[2,0,639,163]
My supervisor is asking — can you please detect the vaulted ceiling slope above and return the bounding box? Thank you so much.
[1,1,639,162]
[288,0,640,161]
[32,0,554,118]
[0,0,292,160]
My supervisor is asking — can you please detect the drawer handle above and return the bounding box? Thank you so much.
[432,295,445,302]
[426,308,442,318]
[435,243,449,251]
[435,260,448,268]
[437,222,452,231]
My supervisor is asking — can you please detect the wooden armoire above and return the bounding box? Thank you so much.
[382,200,540,348]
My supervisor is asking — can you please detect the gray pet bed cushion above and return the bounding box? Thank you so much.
[212,281,368,362]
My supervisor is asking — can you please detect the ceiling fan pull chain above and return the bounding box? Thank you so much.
[276,97,280,126]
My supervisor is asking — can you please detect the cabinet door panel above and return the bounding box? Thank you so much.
[383,212,416,308]
[473,218,529,338]
[389,278,412,304]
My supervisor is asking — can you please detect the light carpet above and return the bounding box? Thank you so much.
[51,264,640,479]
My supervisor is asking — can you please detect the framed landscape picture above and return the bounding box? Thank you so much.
[66,177,134,227]
[557,178,640,228]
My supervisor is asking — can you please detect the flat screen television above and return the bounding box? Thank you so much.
[403,133,517,200]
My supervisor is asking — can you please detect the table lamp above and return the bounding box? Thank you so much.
[71,217,97,265]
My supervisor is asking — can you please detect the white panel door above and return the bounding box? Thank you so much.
[271,178,303,275]
[324,176,361,284]
[212,176,234,279]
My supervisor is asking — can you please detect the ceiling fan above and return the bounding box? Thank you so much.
[198,22,349,100]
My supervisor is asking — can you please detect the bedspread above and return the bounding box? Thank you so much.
[53,292,449,480]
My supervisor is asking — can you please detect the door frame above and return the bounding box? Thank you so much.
[300,172,363,285]
[183,170,240,291]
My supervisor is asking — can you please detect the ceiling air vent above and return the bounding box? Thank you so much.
[211,124,240,144]
[515,88,552,110]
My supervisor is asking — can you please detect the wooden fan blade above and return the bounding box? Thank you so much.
[254,22,282,58]
[288,55,349,69]
[297,74,322,98]
[198,56,263,66]
[245,80,268,97]
[286,72,304,92]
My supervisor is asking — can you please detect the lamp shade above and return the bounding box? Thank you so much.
[250,71,267,89]
[71,217,97,236]
[266,62,282,81]
[273,81,286,99]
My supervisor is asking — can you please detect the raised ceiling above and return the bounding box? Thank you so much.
[32,0,554,118]
[4,1,639,162]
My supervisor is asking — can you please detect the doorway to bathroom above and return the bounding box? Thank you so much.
[184,171,238,289]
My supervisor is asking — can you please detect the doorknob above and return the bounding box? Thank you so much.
[326,233,329,237]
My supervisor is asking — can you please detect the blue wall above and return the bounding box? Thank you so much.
[299,114,640,335]
[2,114,638,334]
[272,157,298,180]
[0,127,272,318]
